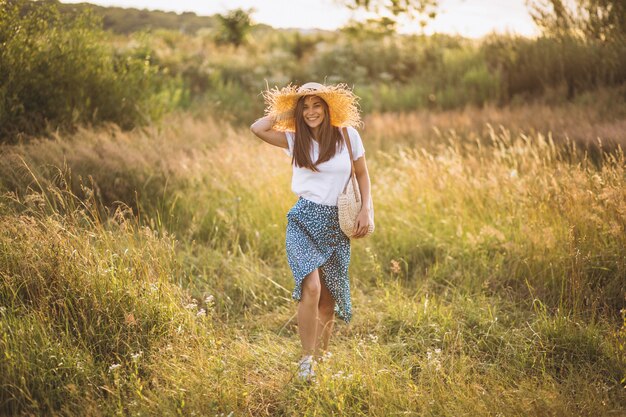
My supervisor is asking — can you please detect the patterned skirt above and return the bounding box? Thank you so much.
[286,197,352,323]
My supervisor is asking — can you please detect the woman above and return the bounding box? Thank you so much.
[250,82,372,380]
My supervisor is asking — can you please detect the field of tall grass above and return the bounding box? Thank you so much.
[1,105,625,415]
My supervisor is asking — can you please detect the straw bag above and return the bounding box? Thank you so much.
[337,127,374,238]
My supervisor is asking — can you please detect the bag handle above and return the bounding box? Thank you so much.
[342,127,361,205]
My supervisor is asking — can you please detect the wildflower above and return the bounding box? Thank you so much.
[332,370,345,379]
[131,351,143,361]
[331,370,354,380]
[205,295,214,305]
[426,349,442,372]
[197,308,207,317]
[390,259,401,274]
[108,363,122,372]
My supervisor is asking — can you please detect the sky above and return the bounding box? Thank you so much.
[60,0,540,38]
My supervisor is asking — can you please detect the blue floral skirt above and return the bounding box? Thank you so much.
[286,197,352,323]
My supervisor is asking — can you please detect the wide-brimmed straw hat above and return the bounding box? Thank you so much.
[263,82,362,132]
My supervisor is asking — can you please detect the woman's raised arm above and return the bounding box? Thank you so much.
[250,116,289,149]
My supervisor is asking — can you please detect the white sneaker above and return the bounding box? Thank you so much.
[297,355,315,381]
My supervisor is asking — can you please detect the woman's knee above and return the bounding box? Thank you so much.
[301,271,321,300]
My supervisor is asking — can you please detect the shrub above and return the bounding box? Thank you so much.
[0,0,183,142]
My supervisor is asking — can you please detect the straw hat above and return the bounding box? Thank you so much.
[263,82,362,132]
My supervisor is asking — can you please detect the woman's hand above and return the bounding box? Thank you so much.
[352,155,372,239]
[352,206,371,238]
[250,116,289,149]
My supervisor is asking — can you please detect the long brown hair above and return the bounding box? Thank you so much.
[292,95,343,171]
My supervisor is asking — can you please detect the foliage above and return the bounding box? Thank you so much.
[215,8,254,48]
[344,0,439,29]
[482,33,626,100]
[528,0,626,41]
[2,1,625,140]
[341,16,398,39]
[0,0,183,143]
[526,0,626,100]
[56,0,217,34]
[128,26,624,125]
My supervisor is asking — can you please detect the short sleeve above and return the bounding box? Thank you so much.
[284,131,295,156]
[347,127,365,161]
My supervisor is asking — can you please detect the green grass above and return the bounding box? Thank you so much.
[0,108,624,415]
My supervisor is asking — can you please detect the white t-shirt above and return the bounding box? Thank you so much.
[284,126,365,206]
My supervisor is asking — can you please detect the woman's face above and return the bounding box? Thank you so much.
[302,95,325,130]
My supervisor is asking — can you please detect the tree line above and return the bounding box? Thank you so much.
[0,0,624,143]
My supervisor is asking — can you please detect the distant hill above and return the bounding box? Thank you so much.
[56,1,217,34]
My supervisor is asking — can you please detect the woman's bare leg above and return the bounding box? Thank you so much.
[316,273,335,356]
[298,269,321,355]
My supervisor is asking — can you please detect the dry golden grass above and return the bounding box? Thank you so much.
[363,99,626,152]
[1,105,625,416]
